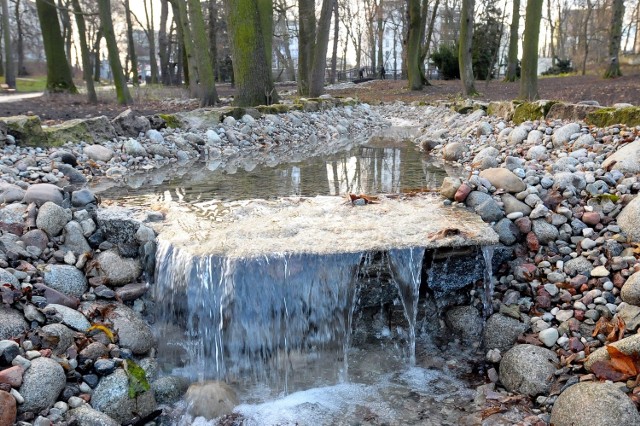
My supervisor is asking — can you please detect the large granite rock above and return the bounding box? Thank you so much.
[18,357,66,413]
[23,183,64,206]
[43,116,117,146]
[185,381,238,420]
[0,306,28,340]
[43,264,88,299]
[499,344,558,396]
[91,368,156,423]
[483,313,528,352]
[617,195,640,242]
[0,115,48,146]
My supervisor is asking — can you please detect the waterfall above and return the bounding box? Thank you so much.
[387,247,425,365]
[482,246,495,318]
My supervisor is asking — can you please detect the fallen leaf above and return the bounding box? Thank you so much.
[591,360,633,381]
[87,323,116,343]
[607,346,638,376]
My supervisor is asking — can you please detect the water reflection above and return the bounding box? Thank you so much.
[100,141,455,204]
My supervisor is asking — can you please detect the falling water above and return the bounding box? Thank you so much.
[482,246,495,318]
[387,247,425,365]
[153,241,363,387]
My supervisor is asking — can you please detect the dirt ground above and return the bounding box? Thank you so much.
[1,73,639,123]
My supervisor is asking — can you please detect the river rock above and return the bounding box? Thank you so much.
[501,194,532,216]
[185,381,239,420]
[91,368,156,423]
[550,382,640,426]
[564,256,593,277]
[526,145,547,161]
[0,365,24,387]
[18,357,66,414]
[0,203,26,228]
[0,390,16,425]
[621,271,640,306]
[440,177,462,199]
[479,168,526,193]
[34,283,79,309]
[616,303,640,330]
[152,375,190,405]
[602,139,640,174]
[71,189,97,207]
[123,138,148,157]
[36,201,72,237]
[43,304,90,331]
[552,123,581,147]
[0,306,28,340]
[483,313,528,352]
[115,283,148,301]
[93,250,142,286]
[499,344,558,396]
[40,323,75,356]
[84,145,114,162]
[112,109,151,137]
[472,147,499,170]
[62,221,91,255]
[442,142,468,161]
[584,333,640,370]
[531,219,559,244]
[43,265,87,299]
[21,229,49,251]
[106,304,155,354]
[22,183,63,206]
[0,182,25,203]
[444,306,483,343]
[66,404,120,426]
[538,328,559,347]
[507,126,529,145]
[617,195,640,242]
[465,191,504,222]
[0,268,19,286]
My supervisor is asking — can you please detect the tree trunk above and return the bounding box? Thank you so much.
[158,0,171,85]
[93,29,102,82]
[172,0,198,95]
[35,0,77,93]
[406,0,422,90]
[504,0,520,81]
[546,0,555,65]
[419,0,440,86]
[15,0,26,77]
[580,0,593,76]
[377,0,384,72]
[124,0,138,85]
[1,0,14,88]
[187,0,218,106]
[298,0,315,95]
[603,0,624,78]
[58,0,73,67]
[519,0,543,100]
[309,0,332,96]
[207,0,218,79]
[459,0,476,95]
[225,0,278,106]
[144,0,159,84]
[330,0,339,84]
[71,0,97,103]
[98,0,131,104]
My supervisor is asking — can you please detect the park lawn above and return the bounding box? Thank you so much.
[1,75,47,92]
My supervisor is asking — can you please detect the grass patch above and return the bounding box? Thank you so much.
[1,75,47,92]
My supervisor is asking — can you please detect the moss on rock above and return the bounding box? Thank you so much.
[256,104,291,114]
[0,115,49,146]
[157,114,181,129]
[487,101,517,121]
[586,106,640,127]
[512,100,557,124]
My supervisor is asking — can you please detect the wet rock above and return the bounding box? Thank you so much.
[444,306,483,344]
[552,123,581,147]
[92,250,142,286]
[440,177,462,199]
[42,304,90,331]
[0,306,28,340]
[479,168,526,193]
[112,109,151,137]
[91,368,156,423]
[185,381,238,420]
[66,404,120,426]
[105,303,155,354]
[483,313,528,352]
[550,382,640,426]
[96,208,140,248]
[621,271,640,306]
[84,145,114,162]
[18,357,66,413]
[44,265,87,299]
[493,218,518,245]
[0,390,16,425]
[617,195,640,242]
[40,324,75,356]
[57,163,87,184]
[152,376,190,405]
[36,202,72,237]
[499,344,558,396]
[115,283,148,302]
[23,183,63,206]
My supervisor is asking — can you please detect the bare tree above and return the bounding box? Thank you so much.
[2,0,14,88]
[158,0,171,84]
[459,0,477,95]
[519,0,543,100]
[71,0,97,102]
[504,0,520,81]
[98,0,131,103]
[603,0,624,78]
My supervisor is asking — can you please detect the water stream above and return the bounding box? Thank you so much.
[482,246,496,318]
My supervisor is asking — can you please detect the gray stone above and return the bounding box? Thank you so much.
[532,219,559,244]
[550,382,640,426]
[472,147,499,170]
[91,368,156,423]
[123,138,148,157]
[479,168,526,193]
[71,189,96,207]
[564,257,593,277]
[442,142,468,161]
[0,306,28,340]
[616,304,640,331]
[0,268,19,286]
[0,181,25,203]
[493,218,518,245]
[585,333,640,370]
[185,381,238,420]
[526,145,547,161]
[23,183,63,206]
[96,208,141,247]
[62,221,91,256]
[93,250,142,286]
[18,357,66,413]
[43,304,90,331]
[507,126,529,145]
[36,201,72,237]
[483,313,528,352]
[499,344,558,396]
[106,303,155,354]
[440,177,462,199]
[553,172,587,191]
[66,405,120,426]
[552,123,581,147]
[0,203,27,226]
[40,324,75,356]
[84,145,114,162]
[112,109,151,137]
[134,224,155,244]
[466,191,504,223]
[57,163,87,184]
[602,139,640,175]
[444,306,483,343]
[621,271,640,306]
[538,328,559,347]
[44,265,87,299]
[617,195,640,242]
[152,376,190,405]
